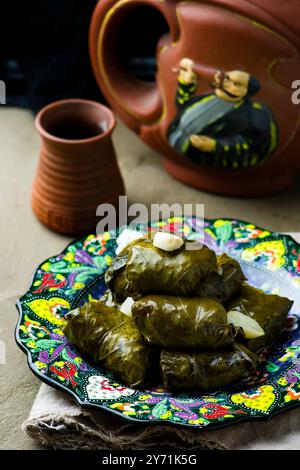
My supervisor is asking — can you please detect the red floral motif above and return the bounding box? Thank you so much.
[50,361,78,387]
[33,273,67,293]
[200,403,246,419]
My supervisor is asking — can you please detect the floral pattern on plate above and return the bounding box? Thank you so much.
[16,217,300,429]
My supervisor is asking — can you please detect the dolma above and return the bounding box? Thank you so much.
[105,237,217,300]
[105,255,129,300]
[132,295,236,350]
[196,253,246,303]
[63,300,152,387]
[228,284,293,352]
[160,344,260,392]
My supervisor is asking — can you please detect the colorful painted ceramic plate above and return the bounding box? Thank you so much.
[16,217,300,429]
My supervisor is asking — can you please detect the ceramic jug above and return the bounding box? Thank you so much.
[33,99,125,235]
[90,0,300,197]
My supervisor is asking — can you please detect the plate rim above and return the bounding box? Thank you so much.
[15,216,300,430]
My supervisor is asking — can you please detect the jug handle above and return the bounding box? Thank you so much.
[89,0,179,130]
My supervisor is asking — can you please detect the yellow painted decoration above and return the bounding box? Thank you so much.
[231,385,276,413]
[269,121,278,155]
[27,298,70,326]
[24,314,40,326]
[241,240,286,271]
[279,351,296,362]
[54,361,65,367]
[52,328,64,335]
[35,361,47,370]
[188,418,206,425]
[214,219,227,228]
[250,154,259,166]
[182,139,190,153]
[41,262,51,271]
[204,228,217,239]
[73,282,85,290]
[64,252,75,262]
[277,377,288,386]
[105,255,113,265]
[139,394,151,401]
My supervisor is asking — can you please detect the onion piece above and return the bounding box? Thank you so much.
[153,232,184,252]
[227,309,265,339]
[120,297,134,317]
[100,290,115,307]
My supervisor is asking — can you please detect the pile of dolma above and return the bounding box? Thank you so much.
[64,236,293,392]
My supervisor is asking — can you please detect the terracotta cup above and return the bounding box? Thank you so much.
[32,99,125,235]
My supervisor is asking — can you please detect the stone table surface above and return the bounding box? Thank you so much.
[1,107,300,450]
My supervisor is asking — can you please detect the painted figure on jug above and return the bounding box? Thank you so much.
[167,58,278,170]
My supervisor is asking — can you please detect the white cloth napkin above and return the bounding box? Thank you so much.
[22,383,300,450]
[22,233,300,450]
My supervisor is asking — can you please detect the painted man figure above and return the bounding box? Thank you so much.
[167,58,278,169]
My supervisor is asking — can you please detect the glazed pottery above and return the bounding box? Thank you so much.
[90,0,300,197]
[33,99,125,235]
[16,217,300,429]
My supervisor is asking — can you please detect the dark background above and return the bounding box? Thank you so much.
[0,0,169,112]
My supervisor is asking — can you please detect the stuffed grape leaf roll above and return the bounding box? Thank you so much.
[160,344,260,392]
[63,300,152,387]
[228,284,293,352]
[105,237,217,300]
[132,295,236,350]
[196,253,246,303]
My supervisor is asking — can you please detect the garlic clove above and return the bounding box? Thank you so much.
[217,266,223,276]
[153,232,184,252]
[227,309,265,339]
